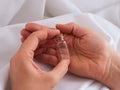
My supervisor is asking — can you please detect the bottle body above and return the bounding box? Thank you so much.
[56,40,70,60]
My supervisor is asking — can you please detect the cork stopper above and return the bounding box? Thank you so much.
[55,33,64,42]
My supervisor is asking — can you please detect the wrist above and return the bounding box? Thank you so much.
[101,48,120,90]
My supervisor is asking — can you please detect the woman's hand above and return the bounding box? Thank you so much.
[56,23,120,90]
[56,23,111,80]
[10,29,70,90]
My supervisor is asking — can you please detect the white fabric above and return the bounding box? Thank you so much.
[0,0,120,90]
[96,3,120,27]
[0,0,25,26]
[10,0,46,24]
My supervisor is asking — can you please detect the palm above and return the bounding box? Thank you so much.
[64,31,110,80]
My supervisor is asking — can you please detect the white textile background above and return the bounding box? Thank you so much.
[0,0,120,90]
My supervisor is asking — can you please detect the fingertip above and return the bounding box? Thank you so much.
[49,60,69,82]
[47,29,60,39]
[50,59,70,75]
[59,59,70,70]
[56,24,64,29]
[25,23,35,30]
[56,23,72,34]
[25,23,31,28]
[20,29,26,36]
[21,29,30,36]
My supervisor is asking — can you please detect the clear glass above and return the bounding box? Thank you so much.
[56,40,70,60]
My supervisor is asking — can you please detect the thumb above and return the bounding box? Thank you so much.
[50,59,70,82]
[56,23,75,34]
[56,23,90,37]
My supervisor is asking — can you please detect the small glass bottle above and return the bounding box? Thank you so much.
[55,34,70,60]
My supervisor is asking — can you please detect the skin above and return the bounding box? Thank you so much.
[10,29,70,90]
[20,23,120,90]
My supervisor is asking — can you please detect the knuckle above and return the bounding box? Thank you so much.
[69,22,79,27]
[10,52,26,65]
[67,22,77,30]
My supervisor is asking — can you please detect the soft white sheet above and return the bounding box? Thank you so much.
[0,0,120,90]
[0,0,25,26]
[96,3,120,28]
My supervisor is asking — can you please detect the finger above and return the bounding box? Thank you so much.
[25,23,59,34]
[35,54,59,66]
[21,23,48,42]
[34,40,56,56]
[56,23,89,37]
[21,37,26,42]
[21,29,31,42]
[34,48,47,56]
[45,48,56,56]
[25,23,50,32]
[23,23,60,42]
[19,30,60,60]
[50,59,70,82]
[21,29,58,43]
[34,47,56,56]
[40,39,57,48]
[26,23,60,39]
[21,28,31,36]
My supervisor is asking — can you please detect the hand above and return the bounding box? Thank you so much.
[56,23,111,80]
[21,23,120,90]
[10,29,70,90]
[56,23,120,90]
[21,23,111,80]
